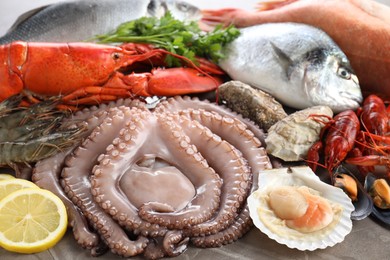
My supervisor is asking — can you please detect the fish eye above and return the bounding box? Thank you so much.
[177,2,190,12]
[112,52,121,60]
[337,67,351,80]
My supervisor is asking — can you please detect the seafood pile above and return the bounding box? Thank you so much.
[31,96,272,259]
[1,0,390,258]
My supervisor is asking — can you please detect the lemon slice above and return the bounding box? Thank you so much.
[0,179,39,201]
[0,188,68,253]
[0,174,15,181]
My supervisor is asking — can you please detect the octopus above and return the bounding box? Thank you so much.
[31,96,272,259]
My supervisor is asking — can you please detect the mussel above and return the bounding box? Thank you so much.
[365,173,390,227]
[332,166,373,221]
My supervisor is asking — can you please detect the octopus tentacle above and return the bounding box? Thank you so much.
[32,106,113,251]
[138,113,225,229]
[191,206,253,248]
[154,113,252,236]
[91,110,167,237]
[33,151,101,251]
[142,232,189,259]
[180,108,272,181]
[92,110,222,232]
[154,96,267,144]
[171,109,270,236]
[162,230,189,257]
[143,237,165,260]
[192,171,261,248]
[32,99,144,252]
[61,106,148,257]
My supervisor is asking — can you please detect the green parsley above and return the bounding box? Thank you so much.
[94,12,240,67]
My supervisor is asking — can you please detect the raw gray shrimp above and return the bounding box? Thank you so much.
[0,93,24,117]
[0,97,63,130]
[0,127,85,165]
[0,94,85,169]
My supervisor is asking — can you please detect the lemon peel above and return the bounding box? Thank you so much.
[0,178,39,201]
[0,174,15,181]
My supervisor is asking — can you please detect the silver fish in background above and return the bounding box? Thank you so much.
[0,0,201,44]
[218,22,363,113]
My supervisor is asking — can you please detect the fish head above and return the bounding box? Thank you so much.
[303,48,362,113]
[153,0,201,21]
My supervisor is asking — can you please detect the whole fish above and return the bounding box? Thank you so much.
[218,23,363,113]
[202,0,390,101]
[0,0,200,44]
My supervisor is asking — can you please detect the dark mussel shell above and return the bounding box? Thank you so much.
[364,173,390,227]
[333,166,373,221]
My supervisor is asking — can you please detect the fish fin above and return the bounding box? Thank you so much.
[7,5,50,33]
[270,42,293,79]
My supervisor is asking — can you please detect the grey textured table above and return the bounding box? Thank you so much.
[0,0,389,259]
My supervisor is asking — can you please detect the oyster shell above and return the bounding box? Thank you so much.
[248,166,354,251]
[217,80,287,131]
[265,106,333,161]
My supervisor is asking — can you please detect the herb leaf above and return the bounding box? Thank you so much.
[94,12,240,67]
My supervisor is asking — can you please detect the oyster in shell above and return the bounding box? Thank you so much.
[217,80,287,131]
[248,166,354,250]
[265,106,333,161]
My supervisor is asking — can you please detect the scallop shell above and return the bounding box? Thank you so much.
[265,106,333,161]
[248,166,354,251]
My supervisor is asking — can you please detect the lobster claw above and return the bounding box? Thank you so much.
[145,67,224,96]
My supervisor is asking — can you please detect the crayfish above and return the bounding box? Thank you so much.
[0,41,224,109]
[307,109,360,178]
[308,94,390,180]
[345,94,390,176]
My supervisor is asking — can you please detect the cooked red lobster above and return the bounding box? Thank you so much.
[0,41,224,108]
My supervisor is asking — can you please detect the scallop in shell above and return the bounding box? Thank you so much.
[265,106,333,161]
[248,166,354,250]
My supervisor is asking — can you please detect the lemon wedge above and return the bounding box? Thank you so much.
[0,188,68,253]
[0,179,39,201]
[0,174,15,181]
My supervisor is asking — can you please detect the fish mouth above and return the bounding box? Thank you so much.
[340,91,362,102]
[333,90,363,112]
